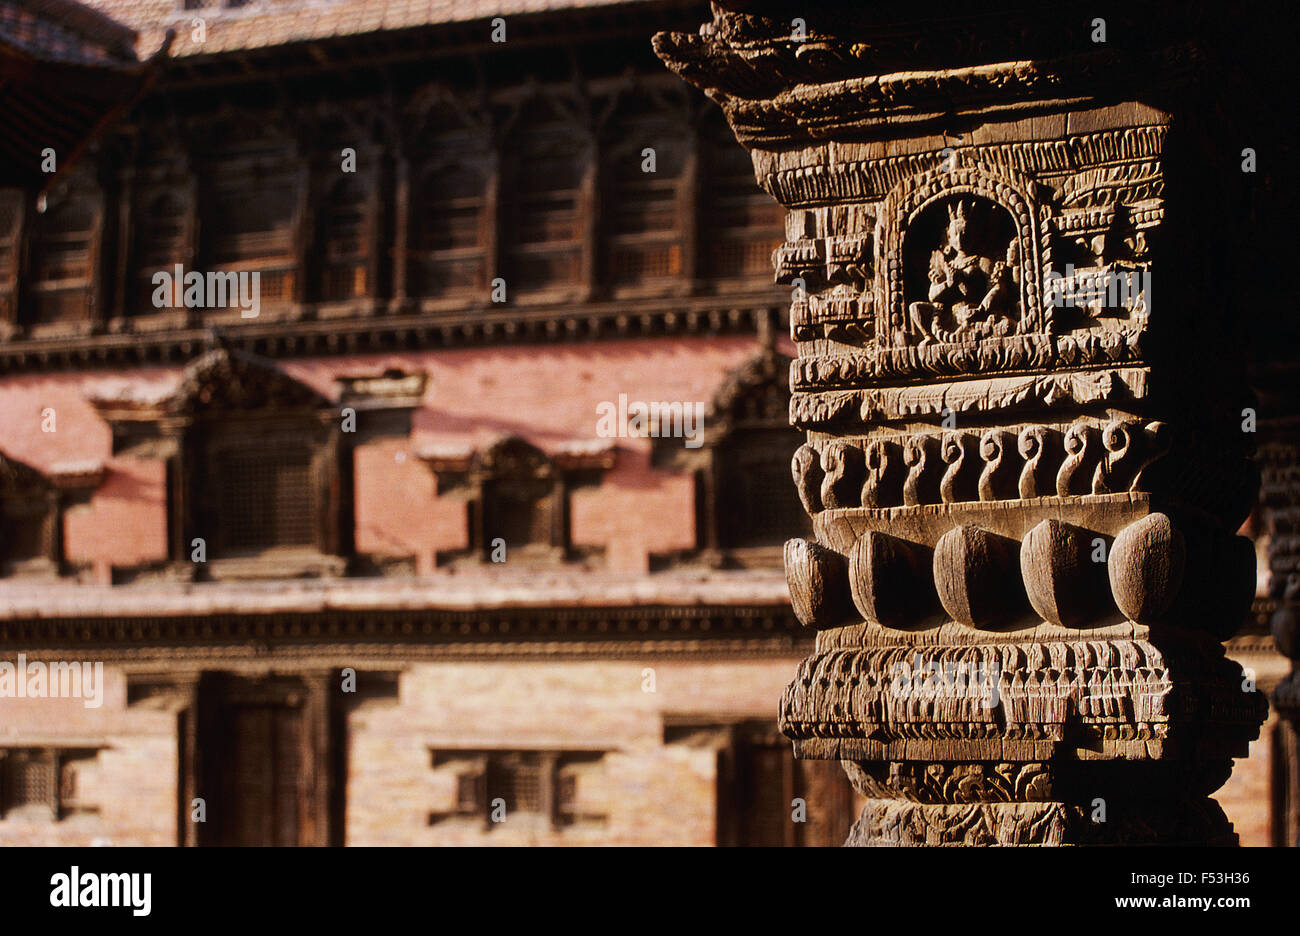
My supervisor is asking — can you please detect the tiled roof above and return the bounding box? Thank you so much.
[0,0,138,65]
[0,1,153,191]
[78,0,652,59]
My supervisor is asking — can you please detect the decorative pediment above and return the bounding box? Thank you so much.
[709,349,793,434]
[168,349,332,418]
[473,437,554,482]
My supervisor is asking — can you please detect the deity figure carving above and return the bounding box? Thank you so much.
[908,200,1020,344]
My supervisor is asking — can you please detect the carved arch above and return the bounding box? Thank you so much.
[879,162,1051,342]
[166,348,331,418]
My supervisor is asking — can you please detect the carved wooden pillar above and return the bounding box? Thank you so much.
[657,3,1267,845]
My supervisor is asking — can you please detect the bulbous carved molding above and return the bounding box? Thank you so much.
[932,525,1026,628]
[1019,519,1109,628]
[847,530,935,629]
[784,538,850,630]
[1107,512,1185,624]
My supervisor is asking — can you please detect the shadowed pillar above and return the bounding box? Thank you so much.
[656,1,1268,844]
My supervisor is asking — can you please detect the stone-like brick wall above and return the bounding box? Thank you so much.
[346,657,803,846]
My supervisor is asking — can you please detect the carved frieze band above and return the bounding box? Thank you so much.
[790,369,1150,427]
[792,418,1169,512]
[758,128,1167,207]
[778,641,1265,746]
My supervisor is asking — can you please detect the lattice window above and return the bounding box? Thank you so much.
[0,189,22,322]
[0,749,55,816]
[481,480,555,554]
[475,439,561,559]
[431,750,606,829]
[214,446,316,552]
[0,498,51,564]
[26,179,99,325]
[200,149,298,306]
[702,123,784,279]
[134,191,188,311]
[603,124,687,288]
[317,177,370,302]
[717,427,811,550]
[487,752,545,814]
[503,121,587,292]
[411,162,487,298]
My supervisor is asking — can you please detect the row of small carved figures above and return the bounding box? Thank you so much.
[792,418,1171,513]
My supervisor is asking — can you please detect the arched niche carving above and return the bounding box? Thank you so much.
[879,164,1049,348]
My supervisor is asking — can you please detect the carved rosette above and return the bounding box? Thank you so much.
[657,4,1266,845]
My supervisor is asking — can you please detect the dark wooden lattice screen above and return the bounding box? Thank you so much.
[317,178,368,301]
[0,500,49,563]
[27,184,97,325]
[412,162,487,297]
[2,750,53,813]
[604,129,686,287]
[481,480,554,554]
[215,447,317,551]
[134,192,187,309]
[487,752,545,814]
[0,189,22,322]
[703,127,784,279]
[505,126,585,290]
[718,427,811,549]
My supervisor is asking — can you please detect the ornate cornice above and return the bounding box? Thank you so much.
[0,604,803,659]
[0,295,784,375]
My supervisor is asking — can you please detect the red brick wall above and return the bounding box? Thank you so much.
[0,337,766,576]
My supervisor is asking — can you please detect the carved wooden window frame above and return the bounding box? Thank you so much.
[312,164,378,305]
[500,110,593,303]
[0,747,103,821]
[22,169,103,334]
[182,408,347,579]
[131,187,194,315]
[600,109,692,298]
[409,151,492,306]
[96,350,351,581]
[0,452,63,578]
[700,114,785,284]
[426,437,612,568]
[429,749,607,830]
[652,351,809,569]
[0,188,25,335]
[196,142,304,319]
